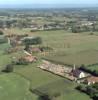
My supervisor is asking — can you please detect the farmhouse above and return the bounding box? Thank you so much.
[81,21,94,26]
[24,55,37,63]
[85,76,98,85]
[31,47,41,53]
[21,36,35,40]
[71,69,85,80]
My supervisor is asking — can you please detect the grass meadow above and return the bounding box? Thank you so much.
[0,29,96,99]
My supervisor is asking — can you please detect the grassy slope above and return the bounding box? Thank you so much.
[14,62,62,88]
[0,73,37,100]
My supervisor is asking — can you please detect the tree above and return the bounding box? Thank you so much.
[71,26,81,33]
[0,21,4,28]
[76,85,86,92]
[0,30,4,35]
[93,83,98,90]
[93,94,98,100]
[24,44,30,52]
[39,94,52,100]
[4,64,14,73]
[23,37,42,45]
[0,36,7,44]
[92,23,96,32]
[16,58,28,65]
[80,64,85,68]
[5,21,12,28]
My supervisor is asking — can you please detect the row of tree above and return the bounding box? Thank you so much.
[71,24,98,33]
[76,83,98,100]
[80,64,98,76]
[22,37,42,45]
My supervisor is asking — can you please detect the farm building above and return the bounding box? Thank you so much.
[24,55,37,63]
[71,69,85,80]
[38,60,74,80]
[31,47,41,53]
[85,76,98,85]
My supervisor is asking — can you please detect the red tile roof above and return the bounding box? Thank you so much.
[24,55,37,62]
[87,76,98,83]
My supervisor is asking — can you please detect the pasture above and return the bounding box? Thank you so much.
[31,30,98,67]
[0,73,36,100]
[0,29,94,100]
[4,28,98,66]
[46,50,98,66]
[31,79,91,100]
[14,61,91,100]
[0,43,91,100]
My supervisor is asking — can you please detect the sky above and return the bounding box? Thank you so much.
[0,0,98,5]
[0,0,97,8]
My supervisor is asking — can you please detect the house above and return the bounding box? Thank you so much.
[71,69,85,79]
[85,76,98,85]
[24,55,37,63]
[31,47,41,53]
[70,64,85,80]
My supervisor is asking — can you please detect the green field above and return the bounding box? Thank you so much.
[31,79,91,100]
[0,73,36,100]
[0,29,94,100]
[4,28,98,66]
[14,63,91,100]
[30,30,98,67]
[46,50,98,66]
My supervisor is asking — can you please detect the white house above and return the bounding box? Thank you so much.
[71,69,85,79]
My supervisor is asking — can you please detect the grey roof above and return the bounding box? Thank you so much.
[72,69,82,77]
